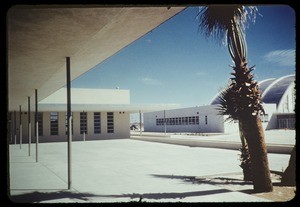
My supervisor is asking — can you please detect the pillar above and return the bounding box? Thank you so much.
[66,57,72,190]
[14,111,16,145]
[164,110,166,135]
[28,96,31,156]
[139,110,142,136]
[19,105,22,149]
[35,89,39,162]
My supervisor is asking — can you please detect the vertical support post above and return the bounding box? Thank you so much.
[83,132,86,142]
[28,96,31,156]
[9,112,13,144]
[139,110,142,136]
[35,89,39,162]
[14,111,17,145]
[19,105,22,149]
[66,57,72,190]
[164,110,166,135]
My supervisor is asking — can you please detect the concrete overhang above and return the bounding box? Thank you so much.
[38,103,180,113]
[7,5,185,111]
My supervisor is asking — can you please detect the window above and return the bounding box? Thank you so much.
[166,118,169,125]
[190,116,195,125]
[107,112,114,133]
[94,112,101,134]
[178,117,182,125]
[188,117,192,125]
[65,112,73,135]
[278,114,295,129]
[156,118,164,126]
[37,112,43,136]
[80,112,87,134]
[170,118,175,125]
[183,117,188,125]
[50,112,58,135]
[155,116,200,126]
[205,116,208,125]
[175,118,178,125]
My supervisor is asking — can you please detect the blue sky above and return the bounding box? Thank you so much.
[71,5,296,108]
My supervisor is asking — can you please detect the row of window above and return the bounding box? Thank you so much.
[156,116,208,126]
[232,113,269,123]
[48,112,114,136]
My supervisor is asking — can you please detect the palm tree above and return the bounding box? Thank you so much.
[197,5,273,192]
[218,85,252,181]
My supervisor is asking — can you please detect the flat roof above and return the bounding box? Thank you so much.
[38,103,180,113]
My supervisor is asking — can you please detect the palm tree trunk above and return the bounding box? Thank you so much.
[281,145,296,186]
[239,115,273,192]
[238,122,246,146]
[238,122,252,181]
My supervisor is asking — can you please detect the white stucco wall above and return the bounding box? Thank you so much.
[12,111,130,143]
[40,88,130,105]
[144,105,224,133]
[143,103,279,134]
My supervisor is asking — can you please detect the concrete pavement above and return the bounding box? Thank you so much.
[131,129,295,154]
[8,132,292,203]
[9,130,290,203]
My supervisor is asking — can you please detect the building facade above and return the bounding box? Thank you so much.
[143,104,277,134]
[144,105,224,133]
[9,88,179,144]
[10,110,130,143]
[9,88,131,143]
[144,75,295,133]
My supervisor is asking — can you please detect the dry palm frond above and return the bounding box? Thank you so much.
[216,84,239,121]
[197,5,257,43]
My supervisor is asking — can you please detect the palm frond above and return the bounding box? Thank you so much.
[197,5,258,43]
[216,84,239,121]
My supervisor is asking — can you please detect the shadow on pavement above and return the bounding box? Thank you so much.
[9,188,232,203]
[10,191,93,203]
[151,174,253,186]
[115,189,231,200]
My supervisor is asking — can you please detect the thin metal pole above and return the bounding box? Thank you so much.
[35,89,39,162]
[19,105,22,149]
[14,111,16,145]
[66,57,72,190]
[164,110,166,135]
[139,110,142,136]
[9,112,13,144]
[28,96,31,156]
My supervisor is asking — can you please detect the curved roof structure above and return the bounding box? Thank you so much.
[210,74,295,107]
[258,78,276,93]
[262,75,295,105]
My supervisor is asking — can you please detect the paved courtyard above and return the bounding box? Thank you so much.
[8,130,294,203]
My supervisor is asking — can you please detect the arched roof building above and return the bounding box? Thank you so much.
[144,75,295,133]
[210,74,295,113]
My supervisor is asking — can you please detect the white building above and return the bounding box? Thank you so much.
[144,75,295,133]
[9,88,178,143]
